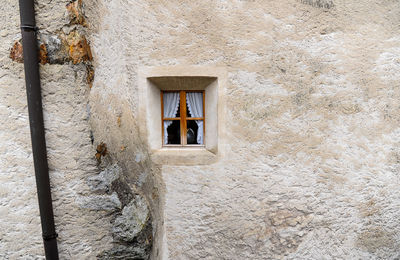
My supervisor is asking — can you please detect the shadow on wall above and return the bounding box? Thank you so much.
[9,0,163,258]
[88,94,165,260]
[78,163,153,259]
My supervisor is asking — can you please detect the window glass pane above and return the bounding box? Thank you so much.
[164,120,180,145]
[186,102,191,117]
[175,102,180,117]
[186,120,203,145]
[186,92,203,118]
[163,92,180,118]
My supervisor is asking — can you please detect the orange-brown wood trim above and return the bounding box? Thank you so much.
[163,90,203,92]
[163,117,181,120]
[161,91,164,145]
[186,117,204,120]
[180,91,187,145]
[161,90,206,146]
[202,90,205,144]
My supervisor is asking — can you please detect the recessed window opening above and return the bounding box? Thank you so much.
[162,90,205,146]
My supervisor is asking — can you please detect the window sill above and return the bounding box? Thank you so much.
[162,145,205,147]
[151,148,217,165]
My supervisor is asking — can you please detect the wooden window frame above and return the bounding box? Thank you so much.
[161,90,205,147]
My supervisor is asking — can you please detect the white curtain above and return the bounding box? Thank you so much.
[163,92,180,144]
[186,92,204,144]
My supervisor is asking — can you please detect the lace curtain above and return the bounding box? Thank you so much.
[186,92,204,145]
[163,92,180,144]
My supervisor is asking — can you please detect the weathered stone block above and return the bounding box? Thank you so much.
[66,0,86,26]
[9,39,48,64]
[38,44,48,65]
[97,244,149,260]
[300,0,334,9]
[40,34,69,64]
[64,30,92,64]
[9,40,23,63]
[87,164,121,193]
[77,192,121,211]
[11,31,93,66]
[112,195,150,242]
[95,142,107,163]
[86,65,95,88]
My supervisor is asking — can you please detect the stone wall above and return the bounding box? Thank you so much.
[1,0,400,259]
[86,0,400,259]
[2,0,152,258]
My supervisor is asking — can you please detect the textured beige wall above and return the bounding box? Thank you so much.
[1,0,114,258]
[1,0,400,259]
[87,0,400,259]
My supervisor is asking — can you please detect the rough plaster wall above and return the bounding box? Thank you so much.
[0,3,42,257]
[1,0,400,259]
[85,0,165,257]
[87,0,400,259]
[0,0,114,258]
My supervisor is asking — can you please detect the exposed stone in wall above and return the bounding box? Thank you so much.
[9,39,23,63]
[88,163,121,193]
[87,0,400,259]
[86,64,95,88]
[38,43,48,65]
[3,0,400,259]
[95,141,108,163]
[9,0,93,72]
[104,196,152,259]
[78,192,122,211]
[63,30,93,64]
[10,31,92,66]
[98,239,152,260]
[66,0,87,26]
[39,34,67,64]
[87,93,164,259]
[112,196,150,242]
[9,39,48,64]
[300,0,334,9]
[81,163,153,259]
[59,1,153,256]
[1,0,153,258]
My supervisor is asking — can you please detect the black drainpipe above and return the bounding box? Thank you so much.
[18,0,59,259]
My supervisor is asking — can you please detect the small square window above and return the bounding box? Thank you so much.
[138,66,226,165]
[162,91,205,146]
